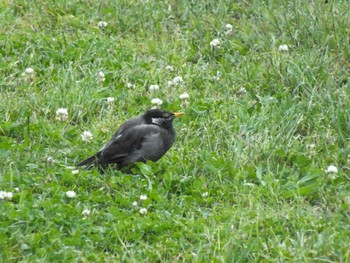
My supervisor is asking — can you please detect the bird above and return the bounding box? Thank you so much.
[77,109,184,171]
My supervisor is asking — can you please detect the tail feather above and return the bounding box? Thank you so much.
[77,152,101,167]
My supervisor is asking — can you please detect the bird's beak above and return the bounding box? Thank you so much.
[173,112,184,117]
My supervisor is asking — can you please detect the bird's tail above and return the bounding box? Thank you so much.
[77,152,101,167]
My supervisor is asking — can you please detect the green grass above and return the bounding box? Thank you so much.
[1,0,350,262]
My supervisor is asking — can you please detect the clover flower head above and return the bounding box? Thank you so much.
[139,208,148,215]
[179,93,189,100]
[97,21,108,29]
[127,83,135,89]
[24,67,35,75]
[24,67,35,82]
[149,84,160,91]
[97,71,105,83]
[81,131,93,142]
[165,65,174,71]
[66,191,76,198]
[82,209,91,217]
[202,192,209,197]
[238,87,247,95]
[173,76,184,85]
[56,108,68,122]
[107,97,115,103]
[325,165,338,174]
[214,71,221,81]
[47,156,55,163]
[225,24,233,31]
[0,191,13,200]
[140,194,148,201]
[151,98,163,106]
[210,39,220,48]
[278,44,289,52]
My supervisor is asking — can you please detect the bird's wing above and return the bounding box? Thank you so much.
[97,124,163,165]
[101,115,145,151]
[112,115,145,138]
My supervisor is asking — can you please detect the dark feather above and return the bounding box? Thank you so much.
[76,152,101,167]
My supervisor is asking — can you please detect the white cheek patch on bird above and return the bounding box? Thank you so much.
[151,117,165,125]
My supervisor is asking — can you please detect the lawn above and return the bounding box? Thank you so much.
[1,0,350,262]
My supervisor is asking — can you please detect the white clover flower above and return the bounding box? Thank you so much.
[225,24,233,31]
[307,144,316,149]
[167,80,174,86]
[14,187,20,192]
[202,192,209,198]
[6,192,13,199]
[132,201,138,206]
[56,108,68,116]
[278,44,289,52]
[97,71,105,83]
[179,93,189,100]
[140,194,148,201]
[165,65,174,71]
[0,191,13,200]
[82,209,91,217]
[24,67,35,75]
[325,165,338,174]
[173,76,184,85]
[107,97,115,103]
[225,24,234,35]
[72,170,79,175]
[139,208,148,215]
[149,84,160,91]
[126,82,135,89]
[46,156,55,163]
[238,87,247,95]
[56,108,68,122]
[210,39,220,48]
[66,191,76,198]
[97,21,108,29]
[151,98,163,106]
[180,92,190,107]
[214,71,221,81]
[81,131,93,143]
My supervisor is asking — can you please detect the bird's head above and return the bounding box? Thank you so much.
[144,109,184,127]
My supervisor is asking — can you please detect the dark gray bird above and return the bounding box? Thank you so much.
[77,109,184,170]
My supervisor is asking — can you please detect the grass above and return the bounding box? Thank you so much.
[1,0,350,262]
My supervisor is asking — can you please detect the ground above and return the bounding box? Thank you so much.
[1,0,350,262]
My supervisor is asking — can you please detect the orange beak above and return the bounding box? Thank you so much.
[173,112,184,117]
